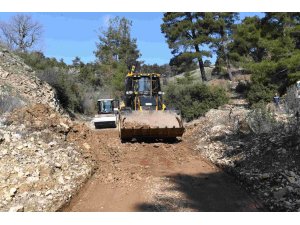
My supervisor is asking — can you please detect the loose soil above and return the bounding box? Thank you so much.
[122,111,181,128]
[62,124,262,212]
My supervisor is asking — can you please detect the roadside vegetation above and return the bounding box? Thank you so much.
[165,81,229,121]
[1,13,300,119]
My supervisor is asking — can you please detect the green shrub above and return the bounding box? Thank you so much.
[246,82,277,106]
[247,102,282,134]
[165,83,229,121]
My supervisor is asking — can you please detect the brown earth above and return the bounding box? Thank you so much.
[122,111,181,129]
[62,125,262,212]
[2,102,263,212]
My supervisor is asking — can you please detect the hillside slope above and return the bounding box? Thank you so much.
[0,45,59,112]
[186,95,300,212]
[0,47,94,212]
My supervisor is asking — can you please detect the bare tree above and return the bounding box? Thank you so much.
[0,14,43,52]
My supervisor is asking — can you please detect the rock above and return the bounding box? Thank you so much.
[136,174,142,181]
[261,173,270,179]
[13,133,22,140]
[48,141,57,147]
[9,187,18,197]
[47,195,53,200]
[287,176,296,183]
[5,195,12,201]
[45,190,52,196]
[54,163,62,169]
[274,188,288,200]
[287,186,294,192]
[284,201,292,207]
[2,149,8,155]
[289,171,297,177]
[17,171,24,178]
[153,143,160,148]
[3,133,10,142]
[107,173,113,182]
[58,176,65,184]
[26,176,39,183]
[0,135,5,144]
[83,143,91,150]
[59,122,70,131]
[9,205,24,212]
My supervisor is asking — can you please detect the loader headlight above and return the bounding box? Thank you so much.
[126,91,133,95]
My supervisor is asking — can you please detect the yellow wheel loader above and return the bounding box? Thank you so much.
[118,70,185,141]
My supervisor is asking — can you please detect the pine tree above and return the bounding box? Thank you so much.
[94,16,141,97]
[211,13,239,80]
[94,16,141,69]
[161,13,215,81]
[229,13,300,104]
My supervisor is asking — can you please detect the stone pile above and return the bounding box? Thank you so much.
[0,104,94,211]
[187,102,300,211]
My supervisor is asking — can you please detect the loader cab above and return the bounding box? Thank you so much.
[125,74,161,96]
[124,73,164,110]
[97,99,119,114]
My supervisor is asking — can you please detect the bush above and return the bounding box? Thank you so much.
[247,102,282,134]
[165,83,229,121]
[246,82,277,106]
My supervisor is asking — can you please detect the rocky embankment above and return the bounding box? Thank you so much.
[0,45,59,111]
[0,104,94,211]
[186,98,300,212]
[0,47,95,211]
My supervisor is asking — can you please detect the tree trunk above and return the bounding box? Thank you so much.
[220,31,233,81]
[225,55,233,81]
[194,44,207,81]
[198,57,207,81]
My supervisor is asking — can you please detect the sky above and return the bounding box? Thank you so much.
[0,12,264,65]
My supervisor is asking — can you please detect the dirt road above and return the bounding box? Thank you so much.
[62,127,261,212]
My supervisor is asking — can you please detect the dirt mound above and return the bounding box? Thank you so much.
[7,103,96,159]
[122,111,181,128]
[7,103,71,133]
[0,103,95,212]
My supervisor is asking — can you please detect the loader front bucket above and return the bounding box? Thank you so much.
[118,110,185,141]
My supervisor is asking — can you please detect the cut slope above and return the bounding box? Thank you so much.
[0,45,59,112]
